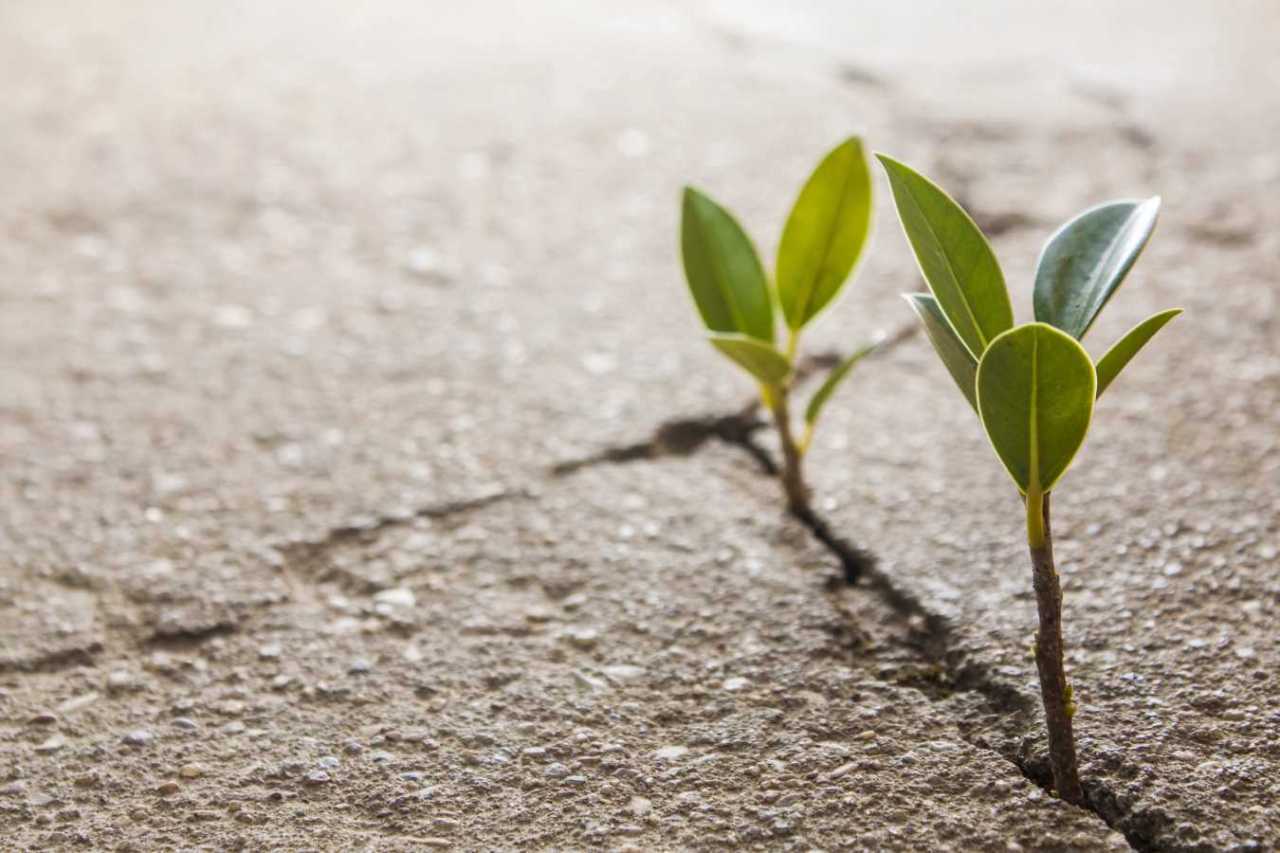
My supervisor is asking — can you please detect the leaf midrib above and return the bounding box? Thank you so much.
[900,177,989,357]
[798,151,857,325]
[1075,204,1145,338]
[1028,329,1040,494]
[706,216,752,336]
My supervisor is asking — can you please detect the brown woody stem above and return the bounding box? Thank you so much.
[1027,490,1085,805]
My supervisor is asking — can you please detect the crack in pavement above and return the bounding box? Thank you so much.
[0,642,104,675]
[275,488,524,601]
[550,399,773,478]
[755,466,1165,851]
[550,330,918,479]
[559,373,1176,852]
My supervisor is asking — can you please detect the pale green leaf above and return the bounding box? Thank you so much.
[803,341,877,427]
[976,323,1096,494]
[877,154,1013,358]
[1034,197,1161,339]
[680,187,774,342]
[708,333,792,385]
[1095,308,1181,397]
[904,293,978,412]
[777,137,873,330]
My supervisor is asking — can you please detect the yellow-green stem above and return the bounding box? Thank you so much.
[784,328,800,362]
[1026,487,1047,549]
[763,381,809,513]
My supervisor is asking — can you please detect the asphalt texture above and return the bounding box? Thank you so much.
[1,2,1277,851]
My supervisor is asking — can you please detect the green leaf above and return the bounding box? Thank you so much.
[680,187,774,342]
[903,293,978,412]
[976,323,1096,494]
[708,333,792,385]
[777,137,873,330]
[804,341,877,427]
[876,154,1013,358]
[1095,308,1181,398]
[1033,197,1161,339]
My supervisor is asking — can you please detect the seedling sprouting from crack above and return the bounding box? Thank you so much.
[679,137,878,524]
[879,154,1181,805]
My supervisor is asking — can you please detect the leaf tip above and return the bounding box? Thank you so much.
[872,151,903,171]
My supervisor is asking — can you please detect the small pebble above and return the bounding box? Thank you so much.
[603,665,645,683]
[35,735,65,753]
[562,628,600,650]
[373,587,416,609]
[180,764,204,779]
[305,770,330,785]
[349,659,372,675]
[543,762,570,778]
[123,730,153,747]
[173,717,199,730]
[106,671,135,693]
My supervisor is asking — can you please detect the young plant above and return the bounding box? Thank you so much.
[679,137,877,524]
[878,154,1180,805]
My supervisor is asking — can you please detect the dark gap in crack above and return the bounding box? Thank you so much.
[551,324,917,480]
[0,642,103,675]
[274,489,522,600]
[286,489,517,558]
[145,621,238,650]
[551,400,773,477]
[790,503,876,585]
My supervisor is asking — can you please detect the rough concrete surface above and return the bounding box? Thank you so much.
[0,1,1276,851]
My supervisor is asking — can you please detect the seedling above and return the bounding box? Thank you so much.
[679,137,878,526]
[879,154,1180,805]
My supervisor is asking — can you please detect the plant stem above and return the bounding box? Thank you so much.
[1026,490,1085,805]
[764,382,810,514]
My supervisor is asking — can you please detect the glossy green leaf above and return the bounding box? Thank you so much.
[680,187,774,342]
[803,341,877,427]
[904,293,978,412]
[1095,308,1181,397]
[877,154,1013,358]
[976,323,1096,494]
[1033,197,1161,339]
[708,333,792,385]
[777,137,873,330]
